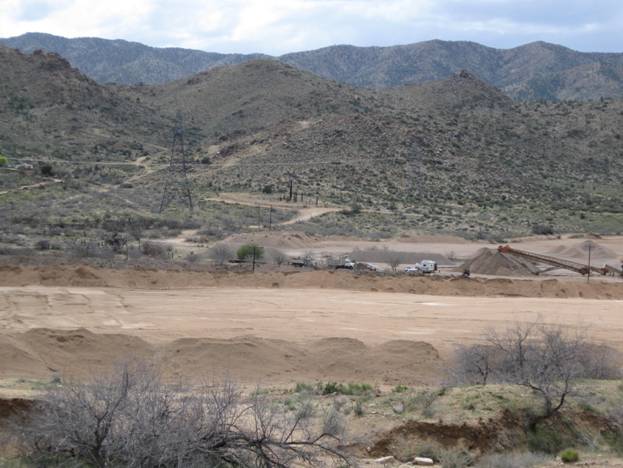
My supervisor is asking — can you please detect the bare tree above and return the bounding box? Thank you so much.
[451,344,495,385]
[450,322,619,426]
[381,250,402,272]
[209,244,233,266]
[487,323,587,424]
[14,364,349,467]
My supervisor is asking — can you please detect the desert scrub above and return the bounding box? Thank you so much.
[440,449,473,468]
[560,449,579,463]
[322,382,373,396]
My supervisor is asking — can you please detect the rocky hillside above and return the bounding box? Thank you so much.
[1,32,265,85]
[0,46,170,161]
[3,33,623,101]
[1,47,623,236]
[282,40,623,100]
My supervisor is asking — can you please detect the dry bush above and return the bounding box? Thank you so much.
[141,240,171,259]
[450,344,495,385]
[13,364,348,467]
[208,243,233,265]
[451,322,621,424]
[68,240,115,259]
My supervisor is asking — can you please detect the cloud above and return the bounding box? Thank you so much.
[1,0,622,53]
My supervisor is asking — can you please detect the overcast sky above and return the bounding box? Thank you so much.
[2,0,622,55]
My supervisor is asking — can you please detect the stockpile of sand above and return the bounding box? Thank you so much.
[223,231,319,250]
[550,241,618,261]
[0,330,442,386]
[460,248,538,276]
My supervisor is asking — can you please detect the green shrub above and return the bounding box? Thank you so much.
[354,399,364,417]
[236,243,264,261]
[560,449,579,463]
[0,154,7,166]
[294,382,314,394]
[40,163,54,177]
[321,382,372,396]
[392,384,409,393]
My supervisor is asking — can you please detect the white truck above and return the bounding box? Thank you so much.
[404,260,438,274]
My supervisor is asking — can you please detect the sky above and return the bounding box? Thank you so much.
[1,0,622,55]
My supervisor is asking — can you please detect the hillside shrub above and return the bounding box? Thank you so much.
[560,448,579,463]
[40,163,54,177]
[141,241,170,259]
[0,154,7,166]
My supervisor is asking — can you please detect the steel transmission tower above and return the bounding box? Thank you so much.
[159,114,194,213]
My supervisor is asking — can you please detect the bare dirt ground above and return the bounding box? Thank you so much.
[1,279,622,386]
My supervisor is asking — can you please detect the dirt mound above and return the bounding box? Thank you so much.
[0,398,34,421]
[161,336,305,383]
[460,248,538,276]
[0,338,49,377]
[0,330,442,386]
[18,328,154,377]
[223,231,320,250]
[554,240,618,261]
[2,264,623,299]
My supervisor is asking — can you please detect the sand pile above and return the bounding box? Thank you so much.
[223,231,319,250]
[551,241,618,261]
[460,248,538,276]
[0,330,442,386]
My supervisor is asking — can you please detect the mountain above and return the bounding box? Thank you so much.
[3,33,623,101]
[282,40,623,100]
[0,46,170,161]
[1,47,623,238]
[0,32,265,85]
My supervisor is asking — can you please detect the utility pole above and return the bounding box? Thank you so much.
[269,205,272,230]
[159,113,194,213]
[257,205,261,229]
[252,247,256,273]
[587,243,592,283]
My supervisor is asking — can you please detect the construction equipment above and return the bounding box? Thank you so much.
[497,245,622,276]
[604,264,623,277]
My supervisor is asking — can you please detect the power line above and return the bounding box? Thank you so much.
[158,113,194,213]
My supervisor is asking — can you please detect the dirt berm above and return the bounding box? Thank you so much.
[0,329,442,385]
[1,265,622,299]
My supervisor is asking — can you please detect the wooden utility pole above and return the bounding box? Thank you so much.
[269,205,272,230]
[587,243,592,283]
[252,247,256,273]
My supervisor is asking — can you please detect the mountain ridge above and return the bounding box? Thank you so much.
[2,45,623,237]
[3,32,623,100]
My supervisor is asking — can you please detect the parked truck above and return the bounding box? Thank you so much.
[404,260,438,274]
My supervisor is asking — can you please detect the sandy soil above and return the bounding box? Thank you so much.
[1,284,622,385]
